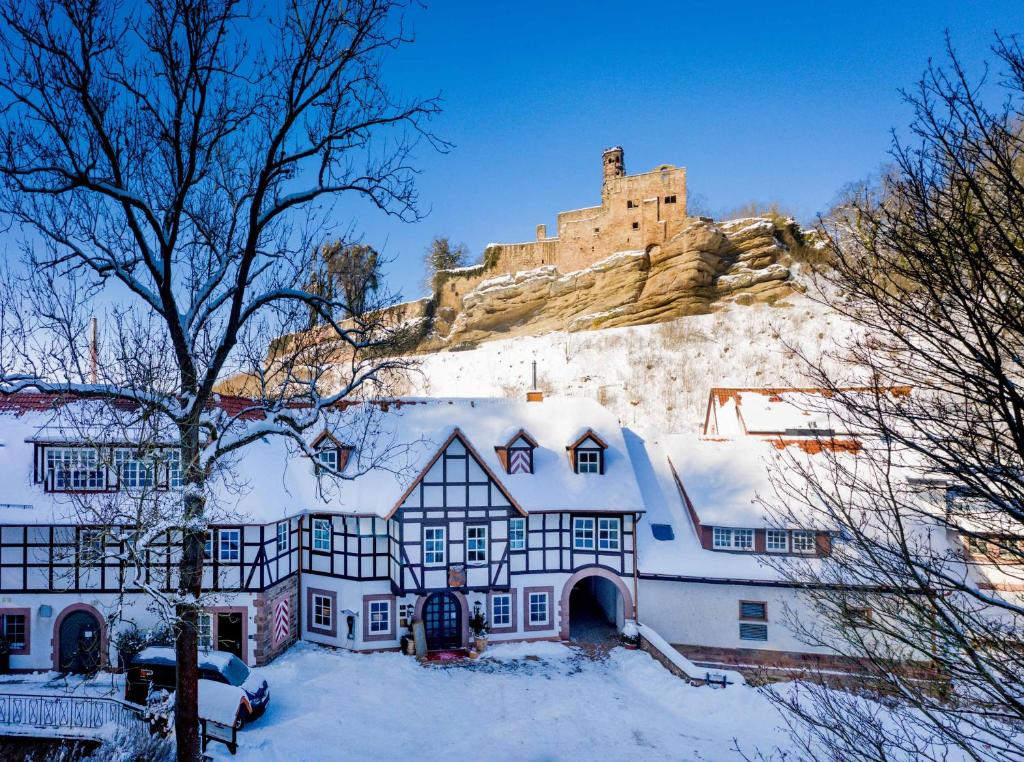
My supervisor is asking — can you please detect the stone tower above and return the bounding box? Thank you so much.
[602,146,625,199]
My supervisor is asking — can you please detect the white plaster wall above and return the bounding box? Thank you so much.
[0,591,258,671]
[638,579,834,655]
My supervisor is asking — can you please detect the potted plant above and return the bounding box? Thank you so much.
[113,624,147,672]
[621,619,640,650]
[468,607,489,653]
[0,637,10,674]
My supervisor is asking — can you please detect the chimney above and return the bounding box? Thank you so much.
[527,360,543,402]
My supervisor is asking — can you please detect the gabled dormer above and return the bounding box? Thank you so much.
[310,431,351,474]
[566,429,608,475]
[494,429,538,475]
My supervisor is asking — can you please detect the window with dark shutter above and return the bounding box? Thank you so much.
[739,601,767,620]
[739,623,768,641]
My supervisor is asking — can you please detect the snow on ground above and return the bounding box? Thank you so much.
[400,297,861,433]
[211,642,794,762]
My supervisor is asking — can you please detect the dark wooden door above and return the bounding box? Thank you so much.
[59,611,101,674]
[216,612,244,658]
[423,592,461,650]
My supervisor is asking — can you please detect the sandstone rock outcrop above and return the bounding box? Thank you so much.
[415,216,801,349]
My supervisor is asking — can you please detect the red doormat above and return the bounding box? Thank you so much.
[424,649,470,663]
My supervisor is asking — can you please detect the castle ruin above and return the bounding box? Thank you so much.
[482,146,688,275]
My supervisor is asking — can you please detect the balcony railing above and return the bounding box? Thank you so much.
[0,692,144,739]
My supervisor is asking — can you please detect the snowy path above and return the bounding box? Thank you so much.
[213,641,793,761]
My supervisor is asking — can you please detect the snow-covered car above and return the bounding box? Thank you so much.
[126,646,270,724]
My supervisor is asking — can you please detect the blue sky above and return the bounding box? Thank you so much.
[340,1,1023,301]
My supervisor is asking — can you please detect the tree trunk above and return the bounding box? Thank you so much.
[175,425,204,762]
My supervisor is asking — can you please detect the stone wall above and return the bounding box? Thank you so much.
[252,574,299,666]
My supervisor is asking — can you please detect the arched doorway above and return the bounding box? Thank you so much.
[56,607,103,674]
[560,568,634,643]
[423,592,462,650]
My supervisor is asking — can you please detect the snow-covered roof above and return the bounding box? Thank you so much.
[0,394,644,524]
[704,387,907,438]
[199,679,245,725]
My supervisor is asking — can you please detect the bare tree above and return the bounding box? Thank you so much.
[760,34,1024,762]
[0,0,443,758]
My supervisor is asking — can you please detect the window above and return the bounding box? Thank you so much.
[739,601,767,621]
[733,529,754,551]
[573,517,595,550]
[509,518,526,550]
[843,606,873,627]
[0,613,27,652]
[766,529,789,552]
[631,221,639,230]
[492,593,512,627]
[399,603,415,628]
[713,527,753,551]
[276,521,289,553]
[218,529,240,562]
[198,613,213,649]
[368,600,391,634]
[664,195,677,204]
[79,529,104,565]
[627,200,635,208]
[316,447,339,472]
[165,449,183,489]
[792,531,816,554]
[576,449,600,474]
[424,526,446,566]
[115,449,155,490]
[739,622,768,641]
[313,593,333,629]
[312,518,331,552]
[467,526,488,563]
[203,532,212,558]
[966,535,989,557]
[528,592,549,626]
[598,517,620,551]
[46,447,105,491]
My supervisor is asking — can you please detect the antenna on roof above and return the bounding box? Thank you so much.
[89,317,98,384]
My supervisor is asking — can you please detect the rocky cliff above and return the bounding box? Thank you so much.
[417,215,807,350]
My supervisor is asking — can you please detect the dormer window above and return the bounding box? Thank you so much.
[567,429,608,475]
[310,431,350,474]
[495,429,538,475]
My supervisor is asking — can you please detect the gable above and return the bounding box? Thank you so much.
[389,431,526,517]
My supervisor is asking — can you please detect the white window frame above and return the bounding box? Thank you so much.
[46,447,105,491]
[312,518,332,552]
[598,517,620,551]
[276,521,289,553]
[576,449,600,474]
[573,517,595,550]
[368,600,391,634]
[491,593,512,627]
[509,517,526,550]
[792,530,816,554]
[424,526,446,566]
[467,525,488,563]
[165,449,183,489]
[313,593,333,629]
[198,612,213,649]
[712,527,732,549]
[316,447,339,472]
[713,526,754,551]
[733,529,754,551]
[766,529,789,553]
[528,592,549,626]
[115,448,156,490]
[218,528,241,562]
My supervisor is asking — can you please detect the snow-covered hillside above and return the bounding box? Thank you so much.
[397,294,858,432]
